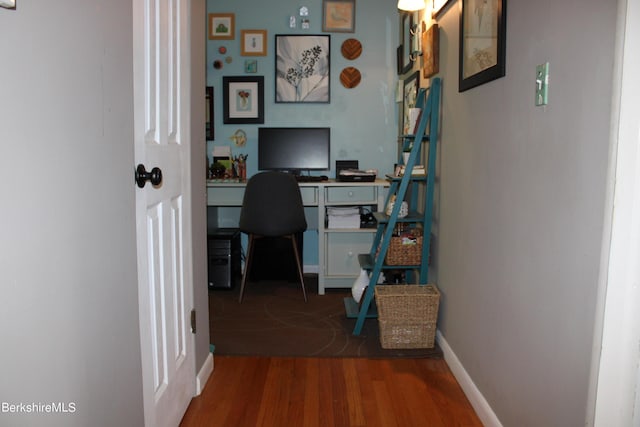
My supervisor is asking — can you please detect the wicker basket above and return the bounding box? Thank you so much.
[385,235,423,265]
[375,284,440,349]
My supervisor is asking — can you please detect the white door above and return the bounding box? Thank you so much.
[133,1,195,426]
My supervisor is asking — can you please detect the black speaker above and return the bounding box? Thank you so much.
[208,228,241,290]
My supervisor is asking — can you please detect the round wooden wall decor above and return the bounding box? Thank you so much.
[340,67,361,88]
[341,38,362,60]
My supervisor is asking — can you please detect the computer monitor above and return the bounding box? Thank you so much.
[258,127,330,173]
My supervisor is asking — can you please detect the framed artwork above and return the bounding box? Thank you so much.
[402,71,420,135]
[208,13,235,40]
[0,0,16,9]
[322,0,356,33]
[275,35,330,103]
[244,60,258,73]
[432,0,453,18]
[398,12,413,75]
[459,0,507,92]
[206,86,214,140]
[222,76,264,124]
[422,23,439,78]
[241,30,267,56]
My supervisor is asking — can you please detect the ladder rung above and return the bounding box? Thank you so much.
[373,211,425,224]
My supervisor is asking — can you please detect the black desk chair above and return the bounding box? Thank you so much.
[238,171,308,303]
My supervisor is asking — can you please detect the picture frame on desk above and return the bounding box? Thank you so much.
[223,76,264,124]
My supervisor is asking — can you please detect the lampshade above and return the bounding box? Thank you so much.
[397,0,425,11]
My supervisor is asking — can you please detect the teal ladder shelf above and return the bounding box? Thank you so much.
[347,77,441,336]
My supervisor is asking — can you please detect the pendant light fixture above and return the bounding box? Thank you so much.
[397,0,424,11]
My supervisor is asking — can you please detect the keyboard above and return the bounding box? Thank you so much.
[295,175,328,182]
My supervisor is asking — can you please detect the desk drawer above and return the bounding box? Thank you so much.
[207,186,245,206]
[325,232,374,276]
[299,187,318,206]
[326,186,376,204]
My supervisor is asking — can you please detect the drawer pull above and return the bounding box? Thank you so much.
[348,191,354,197]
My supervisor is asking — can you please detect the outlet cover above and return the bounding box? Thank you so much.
[535,62,549,106]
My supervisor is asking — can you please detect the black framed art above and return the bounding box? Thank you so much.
[459,0,507,92]
[399,12,413,75]
[402,71,420,135]
[275,34,330,103]
[206,86,214,140]
[223,76,264,124]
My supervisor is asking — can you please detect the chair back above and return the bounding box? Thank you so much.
[239,172,307,237]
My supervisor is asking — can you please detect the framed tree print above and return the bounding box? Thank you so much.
[275,35,330,103]
[458,0,507,92]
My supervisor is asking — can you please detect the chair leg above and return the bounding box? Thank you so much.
[238,234,255,303]
[289,234,307,302]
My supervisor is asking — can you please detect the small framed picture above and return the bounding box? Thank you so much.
[422,23,439,78]
[245,60,258,73]
[322,0,356,33]
[223,76,264,124]
[208,13,235,40]
[241,30,267,56]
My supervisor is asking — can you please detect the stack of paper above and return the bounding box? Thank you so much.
[327,207,361,229]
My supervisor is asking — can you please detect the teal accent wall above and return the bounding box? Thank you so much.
[206,0,400,177]
[207,0,401,265]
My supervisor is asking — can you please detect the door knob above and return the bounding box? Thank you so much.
[135,164,163,188]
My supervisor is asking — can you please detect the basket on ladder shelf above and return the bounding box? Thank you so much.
[384,229,423,265]
[375,284,440,349]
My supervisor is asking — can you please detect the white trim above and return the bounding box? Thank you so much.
[436,331,503,427]
[591,0,640,425]
[195,352,214,395]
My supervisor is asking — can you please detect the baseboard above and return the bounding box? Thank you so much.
[436,330,503,427]
[195,352,214,396]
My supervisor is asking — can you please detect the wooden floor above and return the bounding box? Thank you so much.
[180,356,483,427]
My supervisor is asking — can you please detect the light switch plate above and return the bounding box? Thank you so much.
[535,62,549,106]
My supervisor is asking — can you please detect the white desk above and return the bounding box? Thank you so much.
[206,179,389,294]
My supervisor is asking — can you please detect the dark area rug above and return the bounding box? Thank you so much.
[208,275,443,358]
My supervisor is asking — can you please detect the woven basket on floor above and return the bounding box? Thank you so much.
[375,284,440,349]
[385,235,423,265]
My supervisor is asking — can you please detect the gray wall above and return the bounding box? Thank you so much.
[432,0,616,425]
[0,1,144,426]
